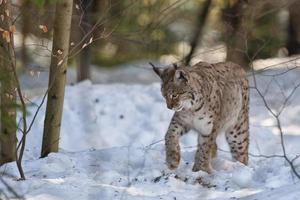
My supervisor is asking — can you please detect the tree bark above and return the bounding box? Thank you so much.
[222,0,249,70]
[0,0,17,165]
[77,45,91,81]
[287,0,300,55]
[184,0,212,66]
[20,0,30,68]
[76,0,93,82]
[41,0,73,158]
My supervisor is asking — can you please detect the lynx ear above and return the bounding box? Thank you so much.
[173,63,178,69]
[175,70,188,82]
[150,62,163,78]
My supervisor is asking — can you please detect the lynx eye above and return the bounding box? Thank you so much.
[170,94,178,99]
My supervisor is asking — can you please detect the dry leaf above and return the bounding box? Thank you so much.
[5,9,9,17]
[2,31,10,43]
[8,111,15,116]
[82,43,87,49]
[57,60,63,66]
[89,37,93,44]
[9,25,16,33]
[5,93,13,100]
[39,25,48,33]
[57,49,63,55]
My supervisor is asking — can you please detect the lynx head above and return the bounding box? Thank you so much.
[152,63,200,112]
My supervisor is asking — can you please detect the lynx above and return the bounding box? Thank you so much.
[153,61,249,173]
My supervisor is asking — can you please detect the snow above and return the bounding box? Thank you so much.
[231,165,254,188]
[2,63,300,199]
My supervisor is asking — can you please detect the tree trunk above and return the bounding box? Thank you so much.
[0,0,17,165]
[222,0,249,70]
[77,46,91,81]
[287,0,300,55]
[41,0,73,158]
[76,0,93,82]
[184,0,212,66]
[20,0,30,68]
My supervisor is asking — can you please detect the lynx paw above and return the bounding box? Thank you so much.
[192,163,212,173]
[166,149,180,169]
[236,155,248,165]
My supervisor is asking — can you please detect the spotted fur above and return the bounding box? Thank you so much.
[153,61,249,173]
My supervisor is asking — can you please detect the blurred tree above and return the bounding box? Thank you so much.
[76,0,94,82]
[185,0,212,66]
[41,0,73,157]
[222,0,248,69]
[221,0,282,69]
[287,0,300,55]
[247,1,282,59]
[91,0,185,66]
[20,0,31,68]
[0,0,17,165]
[18,0,55,68]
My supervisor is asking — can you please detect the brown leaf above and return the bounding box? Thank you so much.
[9,25,16,33]
[5,9,9,17]
[89,37,93,44]
[57,60,64,66]
[39,25,48,33]
[2,31,10,43]
[57,49,63,55]
[82,43,87,49]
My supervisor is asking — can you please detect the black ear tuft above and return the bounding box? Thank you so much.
[175,70,188,82]
[149,62,162,78]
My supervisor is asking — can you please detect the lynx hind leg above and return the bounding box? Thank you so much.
[211,141,217,158]
[225,79,249,165]
[225,115,249,165]
[192,134,215,173]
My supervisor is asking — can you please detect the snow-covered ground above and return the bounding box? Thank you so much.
[2,62,300,199]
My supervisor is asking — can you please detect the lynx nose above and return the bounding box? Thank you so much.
[166,100,173,109]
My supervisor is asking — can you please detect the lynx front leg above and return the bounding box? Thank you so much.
[165,117,189,170]
[192,133,215,173]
